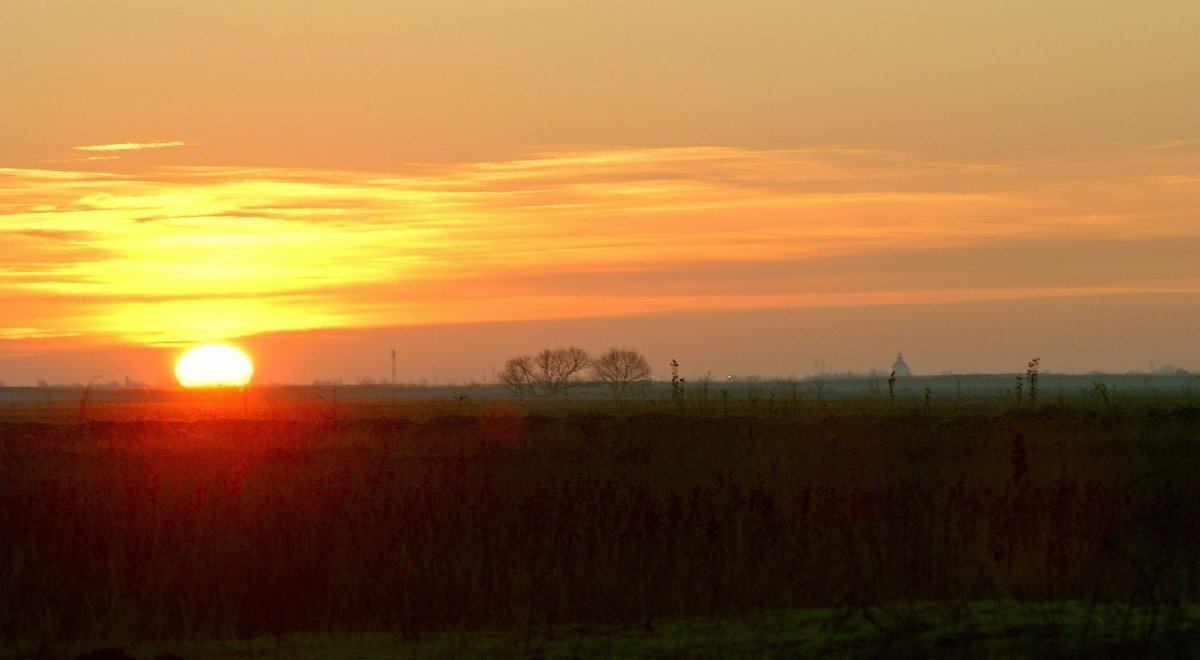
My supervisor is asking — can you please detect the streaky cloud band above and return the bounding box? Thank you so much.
[73,141,192,153]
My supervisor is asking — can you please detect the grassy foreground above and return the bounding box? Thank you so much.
[15,602,1200,659]
[2,396,1199,655]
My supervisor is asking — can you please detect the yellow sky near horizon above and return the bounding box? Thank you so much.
[1,1,1198,382]
[3,145,1198,348]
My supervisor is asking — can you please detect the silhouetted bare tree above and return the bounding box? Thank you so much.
[533,347,590,395]
[498,355,535,396]
[499,347,591,396]
[592,348,652,400]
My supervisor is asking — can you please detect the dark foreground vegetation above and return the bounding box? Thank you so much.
[2,397,1199,656]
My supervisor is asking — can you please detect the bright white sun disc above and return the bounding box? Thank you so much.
[175,344,254,388]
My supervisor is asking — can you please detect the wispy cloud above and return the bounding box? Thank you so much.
[38,155,122,164]
[1143,138,1200,152]
[1,145,1198,347]
[72,141,191,153]
[0,327,80,340]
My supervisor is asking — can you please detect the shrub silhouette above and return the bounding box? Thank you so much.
[591,348,652,400]
[499,346,590,396]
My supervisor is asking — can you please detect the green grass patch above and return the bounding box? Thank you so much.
[20,602,1200,659]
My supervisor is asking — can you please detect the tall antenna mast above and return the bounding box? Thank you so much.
[391,349,397,384]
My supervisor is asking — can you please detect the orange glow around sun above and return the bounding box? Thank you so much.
[175,344,254,387]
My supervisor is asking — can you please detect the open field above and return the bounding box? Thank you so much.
[2,379,1199,657]
[3,372,1198,422]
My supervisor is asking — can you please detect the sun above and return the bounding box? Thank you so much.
[175,343,254,388]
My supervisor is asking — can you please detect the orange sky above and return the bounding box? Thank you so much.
[1,1,1198,384]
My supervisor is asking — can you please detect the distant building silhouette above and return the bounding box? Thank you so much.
[892,352,911,377]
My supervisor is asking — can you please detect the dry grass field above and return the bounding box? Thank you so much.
[2,379,1198,657]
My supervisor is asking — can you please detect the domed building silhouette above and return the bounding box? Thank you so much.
[891,352,911,377]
